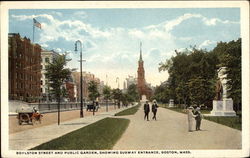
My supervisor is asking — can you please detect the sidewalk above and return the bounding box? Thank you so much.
[9,107,128,150]
[113,106,242,150]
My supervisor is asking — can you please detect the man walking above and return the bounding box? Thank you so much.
[152,100,158,120]
[144,101,150,121]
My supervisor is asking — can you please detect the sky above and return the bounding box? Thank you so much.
[9,8,240,89]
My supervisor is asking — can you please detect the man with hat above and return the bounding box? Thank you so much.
[152,100,158,120]
[194,107,202,131]
[144,100,150,121]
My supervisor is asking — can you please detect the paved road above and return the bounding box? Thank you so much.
[113,106,241,150]
[9,106,128,150]
[9,105,117,134]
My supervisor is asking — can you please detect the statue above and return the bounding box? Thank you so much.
[215,80,223,100]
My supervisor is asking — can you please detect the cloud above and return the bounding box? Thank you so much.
[10,11,240,88]
[198,40,216,49]
[73,11,87,19]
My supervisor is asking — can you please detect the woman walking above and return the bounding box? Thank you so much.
[187,106,196,132]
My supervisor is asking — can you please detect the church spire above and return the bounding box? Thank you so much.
[139,42,143,62]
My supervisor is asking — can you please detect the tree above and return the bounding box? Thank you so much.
[188,77,214,106]
[102,85,112,112]
[126,84,139,103]
[112,88,123,109]
[45,54,73,125]
[218,38,241,111]
[88,81,100,115]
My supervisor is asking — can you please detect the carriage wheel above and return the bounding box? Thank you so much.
[19,119,22,125]
[20,113,29,125]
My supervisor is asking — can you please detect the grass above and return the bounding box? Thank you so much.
[115,104,141,116]
[31,118,130,150]
[204,116,241,130]
[160,104,241,131]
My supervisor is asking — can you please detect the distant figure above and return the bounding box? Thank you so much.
[187,106,196,132]
[152,100,158,120]
[144,101,150,121]
[33,106,38,113]
[194,107,203,131]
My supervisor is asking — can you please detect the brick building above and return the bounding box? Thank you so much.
[72,71,102,101]
[137,43,152,100]
[64,77,77,102]
[8,33,42,102]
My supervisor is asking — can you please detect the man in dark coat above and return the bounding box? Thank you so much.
[144,101,150,121]
[194,107,202,130]
[152,100,158,120]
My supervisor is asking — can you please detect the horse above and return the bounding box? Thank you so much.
[31,112,43,124]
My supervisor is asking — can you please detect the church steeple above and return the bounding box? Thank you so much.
[139,42,143,62]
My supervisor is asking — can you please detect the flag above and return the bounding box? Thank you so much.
[33,18,41,29]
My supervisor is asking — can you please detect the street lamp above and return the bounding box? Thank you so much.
[75,40,84,118]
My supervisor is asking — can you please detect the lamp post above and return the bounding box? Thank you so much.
[75,40,84,118]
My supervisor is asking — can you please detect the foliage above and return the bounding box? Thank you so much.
[102,85,112,100]
[88,81,100,102]
[31,118,130,150]
[217,39,241,107]
[45,54,73,102]
[155,38,241,109]
[125,84,139,103]
[188,77,214,106]
[112,88,123,102]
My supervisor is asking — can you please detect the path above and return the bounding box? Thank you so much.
[9,106,127,150]
[113,106,241,150]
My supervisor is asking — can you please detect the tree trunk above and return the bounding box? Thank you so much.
[57,96,60,125]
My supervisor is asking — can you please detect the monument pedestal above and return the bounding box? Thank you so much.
[140,95,147,104]
[168,99,174,108]
[210,98,236,116]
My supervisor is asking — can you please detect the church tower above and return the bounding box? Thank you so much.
[137,42,146,99]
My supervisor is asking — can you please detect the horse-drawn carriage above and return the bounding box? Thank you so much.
[17,107,43,125]
[86,102,99,112]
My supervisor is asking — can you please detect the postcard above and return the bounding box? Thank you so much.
[1,1,249,158]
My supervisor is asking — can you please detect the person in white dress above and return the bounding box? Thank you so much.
[187,106,196,132]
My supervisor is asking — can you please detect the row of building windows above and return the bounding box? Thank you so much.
[15,73,40,81]
[15,83,39,90]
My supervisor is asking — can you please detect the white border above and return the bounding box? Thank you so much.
[1,1,249,158]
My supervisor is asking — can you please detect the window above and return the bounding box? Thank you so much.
[41,80,43,85]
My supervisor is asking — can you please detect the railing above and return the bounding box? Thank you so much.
[28,102,116,113]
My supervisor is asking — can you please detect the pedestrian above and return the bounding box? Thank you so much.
[144,101,150,121]
[152,100,158,120]
[187,106,196,132]
[194,107,203,131]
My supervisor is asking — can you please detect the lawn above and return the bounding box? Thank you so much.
[115,104,140,116]
[160,104,241,130]
[204,116,241,130]
[31,118,130,150]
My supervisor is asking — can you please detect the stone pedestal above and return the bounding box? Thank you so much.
[140,95,147,104]
[169,99,174,108]
[210,98,236,116]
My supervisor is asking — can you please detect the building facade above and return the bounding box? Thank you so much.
[8,33,42,102]
[72,71,102,101]
[137,43,152,100]
[40,50,60,102]
[126,75,137,89]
